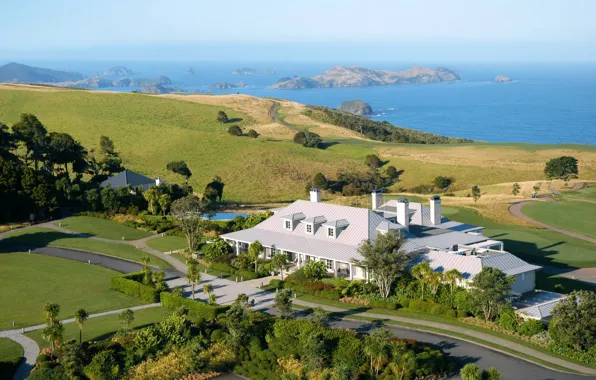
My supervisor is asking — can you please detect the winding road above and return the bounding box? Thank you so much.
[2,223,596,379]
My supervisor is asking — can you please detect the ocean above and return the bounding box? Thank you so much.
[12,61,596,144]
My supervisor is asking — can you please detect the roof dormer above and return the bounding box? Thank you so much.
[281,212,306,231]
[302,215,327,235]
[323,219,349,239]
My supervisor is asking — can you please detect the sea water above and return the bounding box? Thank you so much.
[13,61,596,144]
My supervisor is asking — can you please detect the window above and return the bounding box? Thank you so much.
[521,273,525,281]
[285,220,291,229]
[328,228,334,237]
[306,224,312,233]
[326,259,333,270]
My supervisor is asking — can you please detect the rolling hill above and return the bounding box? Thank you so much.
[0,62,84,83]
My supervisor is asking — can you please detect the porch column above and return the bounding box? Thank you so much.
[235,241,240,255]
[333,260,337,277]
[365,268,369,283]
[349,263,353,280]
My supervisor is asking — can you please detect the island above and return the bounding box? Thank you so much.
[138,84,171,94]
[0,62,84,83]
[272,65,460,89]
[495,75,512,83]
[233,67,257,75]
[104,66,134,76]
[338,100,375,116]
[209,82,247,89]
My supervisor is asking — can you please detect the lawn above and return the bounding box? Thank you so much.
[521,185,596,239]
[146,235,188,252]
[0,337,23,379]
[442,206,596,268]
[58,216,152,240]
[0,253,145,330]
[1,227,173,269]
[26,307,171,348]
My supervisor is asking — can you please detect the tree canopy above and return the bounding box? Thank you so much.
[293,131,322,148]
[549,290,596,350]
[166,161,192,183]
[468,267,514,321]
[544,156,579,183]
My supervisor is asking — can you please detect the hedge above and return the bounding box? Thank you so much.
[269,279,285,289]
[408,299,459,318]
[161,292,229,320]
[110,272,160,303]
[549,343,596,365]
[235,270,259,280]
[209,262,237,274]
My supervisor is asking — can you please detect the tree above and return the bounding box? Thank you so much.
[166,160,192,184]
[293,131,322,148]
[472,185,481,202]
[203,283,214,296]
[202,237,232,261]
[482,367,501,380]
[356,230,411,298]
[204,176,225,202]
[228,125,243,136]
[427,271,442,300]
[549,290,596,350]
[187,258,201,299]
[44,302,60,324]
[469,267,514,321]
[444,268,462,306]
[74,308,89,344]
[42,322,64,353]
[303,260,327,280]
[433,176,452,190]
[223,294,254,350]
[143,187,160,215]
[275,289,293,318]
[97,136,123,175]
[209,293,217,305]
[217,111,229,124]
[84,350,119,380]
[311,307,329,326]
[364,154,382,169]
[511,182,521,196]
[247,129,259,138]
[171,195,208,251]
[544,156,579,183]
[12,113,48,169]
[61,340,85,379]
[363,328,392,376]
[460,363,482,380]
[312,172,328,189]
[411,261,432,300]
[272,253,289,280]
[387,341,417,380]
[248,240,263,273]
[158,193,171,216]
[386,165,399,179]
[302,331,328,372]
[117,309,135,332]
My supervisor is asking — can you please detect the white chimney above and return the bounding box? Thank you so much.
[371,189,383,210]
[429,195,441,225]
[309,187,321,203]
[155,176,161,186]
[396,198,409,230]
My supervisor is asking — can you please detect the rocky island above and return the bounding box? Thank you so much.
[233,67,257,75]
[338,100,375,116]
[272,65,459,89]
[104,66,134,76]
[494,75,512,83]
[0,62,84,83]
[210,82,247,89]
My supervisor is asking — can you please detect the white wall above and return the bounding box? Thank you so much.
[511,270,536,294]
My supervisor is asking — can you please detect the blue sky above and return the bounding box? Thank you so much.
[2,0,595,61]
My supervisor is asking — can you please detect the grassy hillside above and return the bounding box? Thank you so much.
[1,85,595,202]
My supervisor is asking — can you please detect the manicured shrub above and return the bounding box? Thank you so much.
[517,319,544,337]
[235,270,259,280]
[110,273,160,303]
[445,309,457,318]
[400,298,411,308]
[498,308,518,331]
[430,305,444,316]
[457,310,468,318]
[36,354,50,363]
[269,279,285,289]
[410,300,432,312]
[211,329,225,342]
[209,262,237,274]
[160,292,229,320]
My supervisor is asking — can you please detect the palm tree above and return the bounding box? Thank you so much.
[444,269,462,306]
[387,341,417,380]
[203,284,214,295]
[427,271,442,301]
[42,322,64,355]
[363,328,392,376]
[44,302,60,324]
[74,309,89,344]
[411,261,432,300]
[187,258,200,299]
[173,286,184,297]
[272,253,289,280]
[208,293,217,305]
[248,241,263,273]
[141,255,150,269]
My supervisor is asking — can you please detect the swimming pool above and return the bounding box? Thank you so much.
[203,212,249,221]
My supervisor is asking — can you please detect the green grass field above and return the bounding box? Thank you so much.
[146,236,188,252]
[58,216,152,240]
[442,206,596,268]
[0,253,145,329]
[521,185,596,239]
[0,337,23,379]
[1,227,172,269]
[25,307,171,348]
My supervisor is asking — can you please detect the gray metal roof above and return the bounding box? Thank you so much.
[517,300,562,319]
[303,215,327,224]
[100,170,156,191]
[514,291,566,319]
[280,212,306,221]
[412,250,541,280]
[324,219,350,228]
[402,230,488,252]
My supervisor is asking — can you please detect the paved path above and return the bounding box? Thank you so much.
[292,299,596,376]
[541,265,596,286]
[509,200,596,244]
[0,303,161,380]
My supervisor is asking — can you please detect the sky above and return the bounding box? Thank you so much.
[1,0,595,61]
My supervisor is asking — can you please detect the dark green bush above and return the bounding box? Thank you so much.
[517,319,544,337]
[369,298,399,310]
[498,308,518,331]
[36,354,50,363]
[410,300,432,312]
[235,270,259,280]
[457,310,468,318]
[110,273,160,303]
[400,298,411,308]
[160,292,229,320]
[430,305,444,316]
[210,262,237,274]
[445,309,457,318]
[210,329,226,342]
[269,279,285,289]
